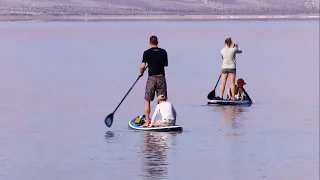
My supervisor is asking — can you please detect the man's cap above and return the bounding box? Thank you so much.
[157,94,166,100]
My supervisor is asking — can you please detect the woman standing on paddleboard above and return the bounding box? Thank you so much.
[218,37,242,100]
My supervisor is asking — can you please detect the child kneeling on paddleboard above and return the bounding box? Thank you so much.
[144,94,177,127]
[227,78,247,100]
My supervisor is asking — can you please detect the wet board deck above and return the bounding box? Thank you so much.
[207,99,251,105]
[128,115,183,132]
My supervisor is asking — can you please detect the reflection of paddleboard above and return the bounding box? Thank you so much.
[128,115,183,132]
[207,99,251,105]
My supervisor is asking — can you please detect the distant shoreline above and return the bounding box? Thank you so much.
[0,14,319,22]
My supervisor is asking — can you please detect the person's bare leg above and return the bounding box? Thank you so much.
[227,88,232,100]
[143,100,151,126]
[219,73,228,99]
[151,120,161,126]
[238,87,244,100]
[229,73,236,100]
[160,122,169,126]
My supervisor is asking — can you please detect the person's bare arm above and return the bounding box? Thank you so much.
[239,88,244,100]
[139,62,146,76]
[233,42,242,54]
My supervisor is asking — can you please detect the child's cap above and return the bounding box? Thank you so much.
[157,94,166,100]
[237,78,246,86]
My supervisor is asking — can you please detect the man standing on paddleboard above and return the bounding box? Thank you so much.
[139,35,168,127]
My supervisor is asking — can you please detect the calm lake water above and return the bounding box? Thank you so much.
[0,20,319,180]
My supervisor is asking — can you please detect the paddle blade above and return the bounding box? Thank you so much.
[105,113,114,127]
[207,90,216,100]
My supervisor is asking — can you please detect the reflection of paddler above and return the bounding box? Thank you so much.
[144,131,171,152]
[142,131,171,179]
[219,106,245,129]
[218,106,236,128]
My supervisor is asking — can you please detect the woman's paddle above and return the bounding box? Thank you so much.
[105,67,147,128]
[207,74,221,100]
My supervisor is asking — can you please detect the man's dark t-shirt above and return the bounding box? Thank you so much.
[142,47,168,76]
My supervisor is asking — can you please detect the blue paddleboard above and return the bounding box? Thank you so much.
[128,115,183,132]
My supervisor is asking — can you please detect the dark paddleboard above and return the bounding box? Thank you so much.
[128,115,183,132]
[207,99,252,105]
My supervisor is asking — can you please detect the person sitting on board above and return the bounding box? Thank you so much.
[145,94,177,127]
[227,78,247,100]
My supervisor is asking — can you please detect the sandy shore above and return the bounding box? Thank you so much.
[0,14,319,21]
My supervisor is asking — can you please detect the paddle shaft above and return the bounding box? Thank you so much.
[207,74,222,100]
[112,66,148,114]
[213,75,221,91]
[112,77,140,114]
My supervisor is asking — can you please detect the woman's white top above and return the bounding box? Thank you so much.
[221,45,242,69]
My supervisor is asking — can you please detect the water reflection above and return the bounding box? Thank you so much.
[218,106,246,129]
[104,131,115,143]
[217,105,250,137]
[140,131,178,180]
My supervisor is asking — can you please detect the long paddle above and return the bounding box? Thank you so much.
[207,74,221,100]
[104,66,148,127]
